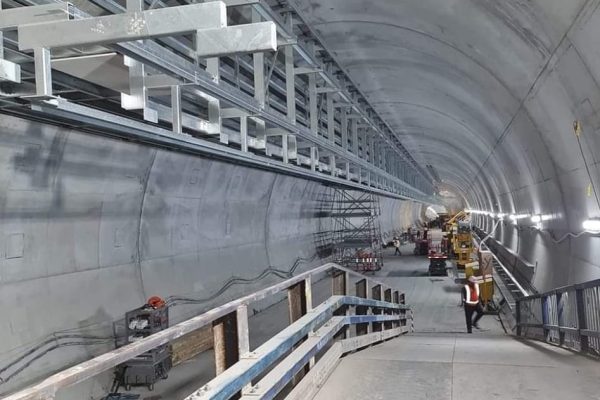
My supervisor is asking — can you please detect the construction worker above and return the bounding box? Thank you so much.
[393,237,401,255]
[461,276,484,333]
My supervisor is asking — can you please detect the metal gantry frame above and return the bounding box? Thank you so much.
[330,189,384,271]
[0,0,435,202]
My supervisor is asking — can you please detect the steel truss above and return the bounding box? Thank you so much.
[0,0,435,201]
[330,189,384,272]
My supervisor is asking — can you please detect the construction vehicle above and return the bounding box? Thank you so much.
[427,232,448,276]
[444,210,467,233]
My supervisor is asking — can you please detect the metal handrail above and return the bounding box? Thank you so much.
[186,296,406,399]
[472,233,528,298]
[516,279,600,357]
[4,263,411,400]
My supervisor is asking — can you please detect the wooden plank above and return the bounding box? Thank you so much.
[213,312,239,375]
[171,326,213,366]
[372,284,383,332]
[332,270,347,296]
[288,281,308,385]
[4,262,406,400]
[355,279,369,336]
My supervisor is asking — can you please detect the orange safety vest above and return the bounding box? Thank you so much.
[464,283,480,305]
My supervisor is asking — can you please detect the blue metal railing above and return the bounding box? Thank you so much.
[517,279,600,356]
[5,263,411,400]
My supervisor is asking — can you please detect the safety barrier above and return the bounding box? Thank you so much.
[4,263,411,400]
[516,279,600,357]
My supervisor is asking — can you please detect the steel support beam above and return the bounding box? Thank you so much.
[18,3,227,51]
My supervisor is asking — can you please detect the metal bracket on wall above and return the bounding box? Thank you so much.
[0,0,435,203]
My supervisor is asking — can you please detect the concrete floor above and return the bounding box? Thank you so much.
[314,244,600,400]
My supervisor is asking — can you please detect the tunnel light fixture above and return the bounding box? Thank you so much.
[510,214,529,221]
[531,215,542,223]
[465,209,488,215]
[583,219,600,233]
[530,214,553,227]
[497,213,507,219]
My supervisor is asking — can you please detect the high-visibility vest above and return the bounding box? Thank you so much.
[464,284,480,305]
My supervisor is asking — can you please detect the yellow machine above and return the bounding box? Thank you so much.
[444,211,467,233]
[454,221,473,268]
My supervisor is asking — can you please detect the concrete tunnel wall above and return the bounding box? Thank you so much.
[0,114,423,396]
[294,0,600,292]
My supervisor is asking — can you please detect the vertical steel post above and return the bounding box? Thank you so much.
[206,57,225,144]
[516,299,522,336]
[329,155,336,177]
[236,304,251,394]
[252,10,266,108]
[542,295,550,342]
[304,275,315,367]
[171,85,182,134]
[327,93,335,142]
[240,116,248,153]
[285,47,296,123]
[341,108,349,150]
[575,288,589,353]
[0,0,4,61]
[34,48,52,97]
[352,119,359,155]
[308,73,318,135]
[282,133,289,164]
[556,292,565,346]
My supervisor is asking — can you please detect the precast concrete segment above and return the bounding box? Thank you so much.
[0,115,423,398]
[293,0,600,290]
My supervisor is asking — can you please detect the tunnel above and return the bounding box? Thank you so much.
[1,0,600,399]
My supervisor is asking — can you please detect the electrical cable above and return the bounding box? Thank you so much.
[544,229,588,244]
[0,340,113,384]
[165,252,320,307]
[0,334,114,377]
[575,127,600,211]
[0,252,321,385]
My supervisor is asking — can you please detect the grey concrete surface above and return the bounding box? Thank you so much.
[6,0,600,396]
[0,115,422,398]
[293,0,600,291]
[315,248,600,400]
[315,334,600,400]
[379,245,504,334]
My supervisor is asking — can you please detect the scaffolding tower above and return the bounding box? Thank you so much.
[330,189,384,272]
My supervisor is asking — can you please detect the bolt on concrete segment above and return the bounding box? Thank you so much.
[314,247,600,400]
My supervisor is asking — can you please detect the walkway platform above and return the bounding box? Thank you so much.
[315,245,600,399]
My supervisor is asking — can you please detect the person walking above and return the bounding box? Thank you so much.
[393,237,401,256]
[461,276,484,333]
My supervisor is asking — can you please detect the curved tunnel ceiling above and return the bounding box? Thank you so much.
[292,0,600,233]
